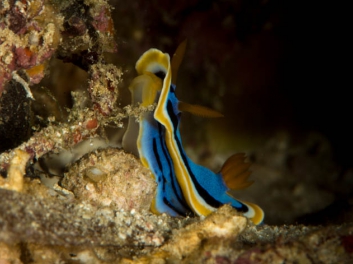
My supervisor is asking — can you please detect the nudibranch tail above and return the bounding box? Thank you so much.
[240,201,265,225]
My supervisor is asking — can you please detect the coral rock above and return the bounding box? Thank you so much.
[61,148,156,212]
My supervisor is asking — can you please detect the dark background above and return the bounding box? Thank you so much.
[109,0,349,167]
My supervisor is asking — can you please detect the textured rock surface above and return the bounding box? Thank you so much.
[61,148,156,212]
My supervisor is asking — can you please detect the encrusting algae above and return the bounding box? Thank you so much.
[0,149,30,192]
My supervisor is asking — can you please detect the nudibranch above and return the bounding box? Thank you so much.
[123,41,264,224]
[122,47,192,216]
